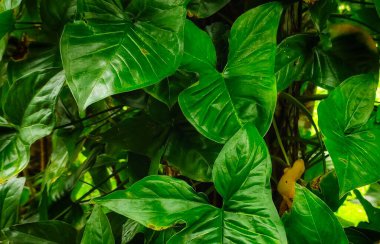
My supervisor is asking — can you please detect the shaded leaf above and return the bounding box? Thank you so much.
[282,184,348,244]
[354,190,380,232]
[318,73,380,195]
[0,177,25,228]
[187,0,230,18]
[179,2,282,142]
[309,0,338,31]
[0,0,22,39]
[81,206,115,244]
[61,0,188,112]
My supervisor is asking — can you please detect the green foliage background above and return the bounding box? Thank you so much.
[0,0,379,243]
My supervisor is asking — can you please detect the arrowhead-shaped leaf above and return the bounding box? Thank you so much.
[81,205,115,244]
[0,177,25,228]
[61,0,188,112]
[179,2,282,143]
[96,124,286,243]
[0,48,64,182]
[318,73,380,196]
[282,184,348,244]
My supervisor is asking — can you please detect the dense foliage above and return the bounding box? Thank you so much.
[0,0,379,243]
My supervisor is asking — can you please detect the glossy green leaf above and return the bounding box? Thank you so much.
[0,177,25,228]
[81,206,115,244]
[354,190,380,232]
[0,48,64,182]
[61,0,188,112]
[2,220,78,244]
[275,34,317,91]
[187,0,230,18]
[318,73,380,195]
[282,184,348,244]
[179,2,282,143]
[96,124,286,243]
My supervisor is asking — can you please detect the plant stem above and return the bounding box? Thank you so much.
[273,119,290,166]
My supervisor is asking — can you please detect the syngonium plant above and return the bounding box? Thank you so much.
[0,0,380,243]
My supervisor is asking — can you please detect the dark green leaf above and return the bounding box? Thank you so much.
[179,2,282,142]
[187,0,230,18]
[282,184,348,244]
[40,0,76,32]
[121,219,145,244]
[354,190,380,232]
[2,220,78,244]
[0,0,22,39]
[309,0,338,31]
[275,34,317,91]
[376,0,380,17]
[96,124,286,243]
[318,73,380,195]
[61,0,188,112]
[81,206,115,244]
[0,177,25,228]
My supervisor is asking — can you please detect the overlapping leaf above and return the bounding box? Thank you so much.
[61,0,188,112]
[0,177,25,229]
[96,124,286,243]
[0,48,64,182]
[179,2,282,143]
[187,0,230,18]
[318,73,380,195]
[81,206,115,244]
[282,184,348,244]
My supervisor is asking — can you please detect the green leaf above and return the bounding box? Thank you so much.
[318,73,380,195]
[376,0,380,17]
[0,177,25,229]
[0,48,65,182]
[164,126,222,182]
[309,0,338,31]
[61,0,188,112]
[187,0,230,18]
[81,206,115,244]
[354,190,380,232]
[282,184,348,244]
[0,0,22,39]
[2,220,78,244]
[275,34,317,91]
[179,2,282,143]
[96,124,286,243]
[40,0,76,32]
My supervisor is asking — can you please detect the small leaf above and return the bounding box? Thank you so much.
[282,184,348,244]
[2,220,78,244]
[0,177,25,228]
[318,73,380,195]
[187,0,230,18]
[81,206,115,244]
[61,0,188,112]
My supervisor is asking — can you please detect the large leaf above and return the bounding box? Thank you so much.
[61,0,188,112]
[187,0,230,18]
[0,48,64,182]
[96,124,286,243]
[275,34,317,91]
[81,206,115,244]
[282,184,348,244]
[318,73,380,195]
[0,177,25,229]
[1,220,78,244]
[179,2,282,143]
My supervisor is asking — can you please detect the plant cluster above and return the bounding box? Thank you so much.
[0,0,379,243]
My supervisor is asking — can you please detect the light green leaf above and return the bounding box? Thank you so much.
[179,2,282,143]
[81,206,115,244]
[0,177,25,229]
[187,0,230,18]
[96,124,286,243]
[61,0,188,112]
[1,220,78,244]
[282,184,348,244]
[275,34,317,91]
[318,73,380,195]
[0,48,65,182]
